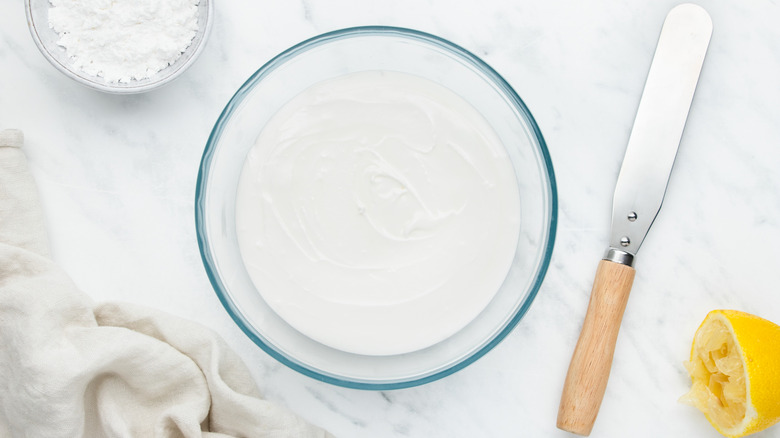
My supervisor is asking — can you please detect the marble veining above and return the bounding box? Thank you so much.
[2,0,780,437]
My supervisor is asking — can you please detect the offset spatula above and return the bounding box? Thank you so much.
[557,4,712,436]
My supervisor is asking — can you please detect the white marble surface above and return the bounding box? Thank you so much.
[2,0,780,437]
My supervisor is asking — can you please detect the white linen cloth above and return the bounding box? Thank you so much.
[0,129,334,438]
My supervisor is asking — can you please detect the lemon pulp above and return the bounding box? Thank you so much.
[681,319,747,430]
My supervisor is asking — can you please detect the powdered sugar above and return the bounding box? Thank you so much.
[48,0,200,83]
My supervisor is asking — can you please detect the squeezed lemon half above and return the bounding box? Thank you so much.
[681,310,780,438]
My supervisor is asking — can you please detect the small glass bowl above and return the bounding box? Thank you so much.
[24,0,212,94]
[196,27,557,389]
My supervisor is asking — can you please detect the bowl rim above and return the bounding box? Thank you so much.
[195,26,558,389]
[23,0,213,94]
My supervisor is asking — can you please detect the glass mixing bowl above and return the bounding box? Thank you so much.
[25,0,212,94]
[196,27,557,389]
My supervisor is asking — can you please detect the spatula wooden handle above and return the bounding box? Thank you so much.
[557,259,636,436]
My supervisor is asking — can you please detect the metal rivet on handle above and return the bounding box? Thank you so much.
[627,211,637,222]
[620,236,630,247]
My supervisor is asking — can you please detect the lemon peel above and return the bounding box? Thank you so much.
[681,310,780,438]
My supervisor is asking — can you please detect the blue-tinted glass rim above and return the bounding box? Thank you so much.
[195,26,558,390]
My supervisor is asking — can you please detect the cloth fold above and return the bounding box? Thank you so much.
[0,130,333,438]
